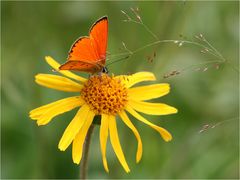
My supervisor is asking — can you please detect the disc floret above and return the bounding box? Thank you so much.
[81,74,128,115]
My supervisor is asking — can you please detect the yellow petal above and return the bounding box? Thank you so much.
[99,114,109,172]
[129,100,178,115]
[72,111,95,164]
[126,105,172,142]
[109,116,130,173]
[118,111,142,163]
[117,72,156,88]
[58,105,90,151]
[29,96,83,124]
[29,96,78,118]
[128,83,170,101]
[35,74,83,92]
[45,56,87,82]
[37,98,83,125]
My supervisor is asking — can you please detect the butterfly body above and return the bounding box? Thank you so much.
[59,16,108,74]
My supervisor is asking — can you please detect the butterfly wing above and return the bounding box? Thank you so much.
[59,60,101,73]
[67,37,99,62]
[89,16,108,65]
[59,16,108,73]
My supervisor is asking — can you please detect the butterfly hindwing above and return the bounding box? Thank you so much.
[59,60,101,73]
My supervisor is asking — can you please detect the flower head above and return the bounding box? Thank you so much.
[29,56,178,173]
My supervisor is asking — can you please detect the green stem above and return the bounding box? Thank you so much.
[80,125,95,179]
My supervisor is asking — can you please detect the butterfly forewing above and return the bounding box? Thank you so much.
[89,16,108,65]
[68,37,99,62]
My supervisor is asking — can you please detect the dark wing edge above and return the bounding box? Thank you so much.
[89,16,108,33]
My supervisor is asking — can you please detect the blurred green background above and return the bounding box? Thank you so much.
[1,1,239,179]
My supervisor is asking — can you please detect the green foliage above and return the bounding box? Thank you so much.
[1,1,239,179]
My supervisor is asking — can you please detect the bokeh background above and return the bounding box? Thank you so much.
[1,1,239,179]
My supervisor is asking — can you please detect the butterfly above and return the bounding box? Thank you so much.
[59,16,108,74]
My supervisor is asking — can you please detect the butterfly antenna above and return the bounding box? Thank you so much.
[106,55,130,67]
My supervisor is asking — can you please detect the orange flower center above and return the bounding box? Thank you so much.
[81,74,128,115]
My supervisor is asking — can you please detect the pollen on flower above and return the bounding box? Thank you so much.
[81,74,128,115]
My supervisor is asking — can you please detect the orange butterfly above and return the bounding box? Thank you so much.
[59,16,108,74]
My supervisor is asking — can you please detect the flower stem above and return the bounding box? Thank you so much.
[80,125,95,179]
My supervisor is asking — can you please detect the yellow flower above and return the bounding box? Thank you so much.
[29,56,178,173]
